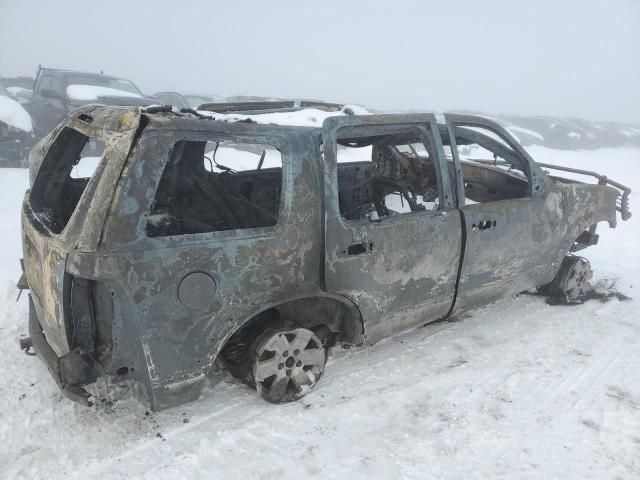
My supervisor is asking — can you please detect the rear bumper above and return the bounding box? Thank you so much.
[28,296,96,406]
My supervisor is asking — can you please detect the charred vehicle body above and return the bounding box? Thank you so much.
[18,104,631,409]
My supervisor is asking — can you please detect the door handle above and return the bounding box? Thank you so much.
[472,220,496,231]
[345,241,375,256]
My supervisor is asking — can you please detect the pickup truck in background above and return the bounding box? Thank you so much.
[26,67,157,138]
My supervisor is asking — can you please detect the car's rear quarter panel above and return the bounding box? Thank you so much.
[73,121,326,408]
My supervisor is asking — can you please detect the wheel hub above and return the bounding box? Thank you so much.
[563,257,593,302]
[252,328,326,403]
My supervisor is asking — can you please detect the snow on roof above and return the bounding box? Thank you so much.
[0,95,32,132]
[66,84,143,101]
[197,104,370,127]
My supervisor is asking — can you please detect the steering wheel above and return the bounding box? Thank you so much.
[371,176,421,217]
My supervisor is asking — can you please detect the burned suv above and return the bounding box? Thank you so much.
[19,104,631,410]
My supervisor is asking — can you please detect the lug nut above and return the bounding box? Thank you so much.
[283,351,289,357]
[286,369,292,376]
[278,363,284,369]
[296,360,302,367]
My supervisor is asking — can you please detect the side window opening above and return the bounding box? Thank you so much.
[335,128,441,221]
[70,139,106,178]
[451,125,530,205]
[146,139,283,237]
[50,75,63,96]
[38,74,53,93]
[29,128,106,234]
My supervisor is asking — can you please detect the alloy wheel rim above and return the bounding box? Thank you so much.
[252,328,326,403]
[564,258,593,302]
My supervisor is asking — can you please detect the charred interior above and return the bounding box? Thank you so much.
[446,125,531,203]
[335,125,532,222]
[336,130,441,221]
[146,140,282,237]
[459,161,529,203]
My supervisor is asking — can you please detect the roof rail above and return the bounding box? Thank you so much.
[198,100,344,115]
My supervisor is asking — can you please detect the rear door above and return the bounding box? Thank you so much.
[322,114,462,343]
[444,114,553,313]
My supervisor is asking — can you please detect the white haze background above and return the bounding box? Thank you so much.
[1,0,639,123]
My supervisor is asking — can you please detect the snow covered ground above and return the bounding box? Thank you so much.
[0,146,639,479]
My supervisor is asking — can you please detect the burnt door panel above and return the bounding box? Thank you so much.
[443,114,554,314]
[453,198,552,313]
[322,114,462,344]
[325,210,462,344]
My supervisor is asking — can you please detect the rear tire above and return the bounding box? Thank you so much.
[251,327,326,403]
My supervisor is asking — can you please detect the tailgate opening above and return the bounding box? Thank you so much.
[29,127,105,234]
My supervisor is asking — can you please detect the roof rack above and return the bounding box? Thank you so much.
[198,100,344,115]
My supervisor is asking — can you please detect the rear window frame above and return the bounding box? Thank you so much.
[113,128,294,247]
[28,126,110,237]
[145,137,285,238]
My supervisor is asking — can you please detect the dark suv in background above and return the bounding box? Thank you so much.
[27,67,156,138]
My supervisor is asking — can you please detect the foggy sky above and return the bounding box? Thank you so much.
[1,0,638,123]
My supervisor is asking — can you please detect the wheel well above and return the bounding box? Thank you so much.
[272,296,363,345]
[570,223,599,253]
[218,296,363,376]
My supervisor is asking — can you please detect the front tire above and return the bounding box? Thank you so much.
[540,255,593,303]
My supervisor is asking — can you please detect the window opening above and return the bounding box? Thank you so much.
[147,139,283,237]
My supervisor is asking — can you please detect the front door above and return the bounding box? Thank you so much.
[444,114,553,313]
[322,114,462,343]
